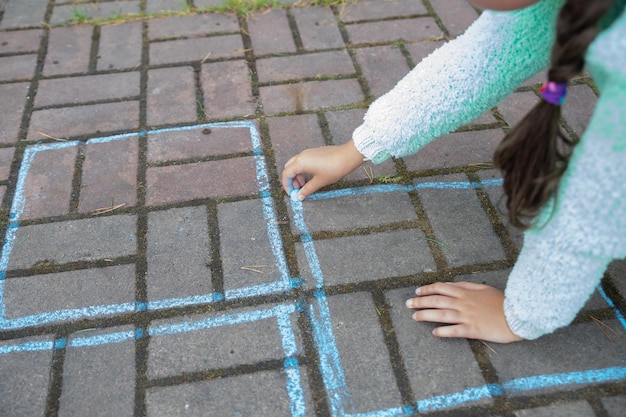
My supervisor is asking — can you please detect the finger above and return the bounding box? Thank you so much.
[295,176,327,200]
[281,169,304,194]
[415,282,464,298]
[281,171,295,194]
[412,308,460,324]
[293,174,306,189]
[432,324,472,339]
[405,294,458,310]
[445,281,489,291]
[281,163,301,194]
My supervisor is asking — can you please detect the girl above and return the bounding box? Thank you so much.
[281,0,626,343]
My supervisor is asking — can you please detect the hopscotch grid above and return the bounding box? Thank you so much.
[0,121,291,330]
[288,181,626,416]
[0,122,624,415]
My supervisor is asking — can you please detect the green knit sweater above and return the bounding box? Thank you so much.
[352,0,626,339]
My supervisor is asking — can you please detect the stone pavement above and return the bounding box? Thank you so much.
[0,0,625,416]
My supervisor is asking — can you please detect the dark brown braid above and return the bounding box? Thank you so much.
[493,0,614,229]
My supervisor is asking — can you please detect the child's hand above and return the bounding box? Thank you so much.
[406,281,523,344]
[281,140,365,200]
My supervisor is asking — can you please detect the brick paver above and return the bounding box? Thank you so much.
[43,26,93,76]
[97,22,143,71]
[0,1,624,416]
[247,9,297,55]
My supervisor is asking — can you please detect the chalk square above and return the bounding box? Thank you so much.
[0,122,291,330]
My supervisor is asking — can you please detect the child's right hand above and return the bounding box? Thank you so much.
[281,140,365,200]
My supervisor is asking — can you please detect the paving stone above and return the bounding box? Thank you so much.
[477,169,525,249]
[79,137,138,212]
[405,40,444,66]
[324,292,404,413]
[430,0,479,37]
[44,26,93,76]
[8,215,137,270]
[386,286,492,409]
[147,125,253,163]
[0,54,37,81]
[50,0,141,25]
[145,368,307,416]
[0,185,6,207]
[149,34,245,65]
[415,173,507,267]
[340,0,428,22]
[324,108,365,145]
[256,50,355,83]
[0,82,29,143]
[201,60,256,120]
[562,84,596,137]
[0,0,48,29]
[193,0,230,8]
[247,9,297,55]
[148,13,239,40]
[0,146,15,180]
[296,229,436,288]
[514,400,595,416]
[145,0,185,14]
[354,46,410,98]
[19,145,77,220]
[496,91,539,128]
[292,6,344,50]
[147,66,197,126]
[59,326,136,417]
[28,101,140,140]
[489,320,626,396]
[521,66,548,87]
[345,17,441,44]
[289,191,417,234]
[0,336,54,417]
[146,206,212,302]
[147,306,300,379]
[97,21,143,71]
[219,199,284,292]
[259,79,364,115]
[266,113,325,172]
[402,128,503,171]
[608,259,626,295]
[459,109,498,126]
[4,265,136,319]
[0,29,43,53]
[34,72,140,107]
[145,157,258,205]
[602,395,626,417]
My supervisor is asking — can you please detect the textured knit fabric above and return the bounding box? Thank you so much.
[352,0,626,339]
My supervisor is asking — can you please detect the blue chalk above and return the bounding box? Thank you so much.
[290,189,301,202]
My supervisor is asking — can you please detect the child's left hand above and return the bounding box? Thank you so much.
[405,281,523,343]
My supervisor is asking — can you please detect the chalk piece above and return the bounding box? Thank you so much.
[290,189,301,202]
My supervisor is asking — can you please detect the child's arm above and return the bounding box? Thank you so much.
[281,0,565,198]
[353,0,565,163]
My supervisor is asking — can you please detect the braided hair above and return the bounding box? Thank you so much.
[493,0,615,229]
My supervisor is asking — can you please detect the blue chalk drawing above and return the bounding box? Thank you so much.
[0,121,624,415]
[0,121,293,329]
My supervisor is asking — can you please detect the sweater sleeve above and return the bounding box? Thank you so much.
[352,0,565,163]
[503,17,626,339]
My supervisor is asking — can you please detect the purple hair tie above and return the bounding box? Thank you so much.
[540,81,568,106]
